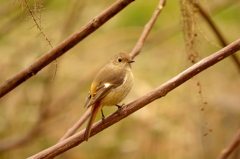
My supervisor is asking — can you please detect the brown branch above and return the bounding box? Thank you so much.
[23,0,53,48]
[0,0,135,98]
[192,8,240,150]
[194,2,240,73]
[59,109,91,142]
[218,129,240,159]
[58,0,166,142]
[130,0,166,59]
[28,39,240,159]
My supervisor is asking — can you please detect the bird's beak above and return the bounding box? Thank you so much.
[128,60,135,63]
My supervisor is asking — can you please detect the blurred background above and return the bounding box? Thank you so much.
[0,0,240,158]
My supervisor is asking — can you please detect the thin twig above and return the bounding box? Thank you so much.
[58,0,166,142]
[0,0,135,98]
[194,2,240,73]
[28,39,240,159]
[23,0,58,81]
[130,0,166,59]
[23,0,53,48]
[59,109,91,142]
[218,129,240,159]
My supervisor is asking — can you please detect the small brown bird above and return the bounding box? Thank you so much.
[84,52,134,141]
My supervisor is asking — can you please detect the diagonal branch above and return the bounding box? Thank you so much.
[130,0,166,59]
[59,109,91,142]
[28,39,240,159]
[194,2,240,73]
[23,0,53,48]
[59,0,166,142]
[218,129,240,159]
[0,0,135,98]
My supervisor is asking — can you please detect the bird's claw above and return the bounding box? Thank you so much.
[115,103,125,116]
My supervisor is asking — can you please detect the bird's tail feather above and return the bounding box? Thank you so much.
[84,102,101,141]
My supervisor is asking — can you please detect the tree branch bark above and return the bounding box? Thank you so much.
[130,0,166,58]
[59,109,91,142]
[194,2,240,73]
[28,39,240,159]
[59,0,166,142]
[0,0,135,98]
[218,129,240,159]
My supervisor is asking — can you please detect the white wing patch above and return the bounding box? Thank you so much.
[104,83,111,88]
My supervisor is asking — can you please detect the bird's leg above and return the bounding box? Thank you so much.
[115,103,125,115]
[101,109,105,122]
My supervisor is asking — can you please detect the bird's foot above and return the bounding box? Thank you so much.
[115,103,125,116]
[101,109,105,123]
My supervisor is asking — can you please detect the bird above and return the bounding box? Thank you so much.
[83,52,134,141]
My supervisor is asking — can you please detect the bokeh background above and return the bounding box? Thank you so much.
[0,0,240,158]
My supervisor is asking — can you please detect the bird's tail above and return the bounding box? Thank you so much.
[84,102,101,141]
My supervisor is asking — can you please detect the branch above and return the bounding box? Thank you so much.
[218,129,240,159]
[130,0,166,59]
[58,0,167,142]
[0,0,135,98]
[28,39,240,159]
[59,109,91,142]
[194,2,240,73]
[23,0,53,48]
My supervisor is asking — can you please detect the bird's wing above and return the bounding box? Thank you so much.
[84,66,126,108]
[87,84,113,107]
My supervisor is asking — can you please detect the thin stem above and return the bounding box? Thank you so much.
[194,2,240,73]
[130,0,166,59]
[218,129,240,159]
[0,0,135,98]
[28,39,240,159]
[58,0,167,142]
[59,109,91,142]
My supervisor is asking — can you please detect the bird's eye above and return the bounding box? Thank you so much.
[118,58,122,62]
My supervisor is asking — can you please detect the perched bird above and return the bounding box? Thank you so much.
[84,52,134,141]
